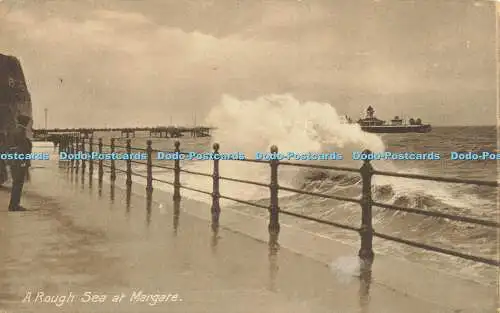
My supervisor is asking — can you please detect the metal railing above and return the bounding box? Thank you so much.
[56,135,500,267]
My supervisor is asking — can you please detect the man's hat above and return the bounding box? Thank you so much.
[17,114,30,127]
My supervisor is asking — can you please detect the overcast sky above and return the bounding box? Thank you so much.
[0,0,497,127]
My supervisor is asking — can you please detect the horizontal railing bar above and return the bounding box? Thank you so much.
[373,231,500,267]
[280,209,360,232]
[98,162,172,178]
[373,170,498,187]
[233,158,269,164]
[152,177,175,186]
[115,168,128,174]
[279,161,361,173]
[130,160,147,166]
[218,176,269,188]
[132,172,148,179]
[179,184,212,196]
[178,168,212,178]
[153,164,176,171]
[98,164,147,179]
[279,185,361,204]
[218,194,269,210]
[100,163,136,176]
[373,201,500,228]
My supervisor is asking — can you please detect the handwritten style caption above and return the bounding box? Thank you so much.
[22,290,182,307]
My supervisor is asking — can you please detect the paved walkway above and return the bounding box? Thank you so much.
[0,151,497,312]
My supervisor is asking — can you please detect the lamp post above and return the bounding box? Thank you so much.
[44,108,48,140]
[44,108,48,129]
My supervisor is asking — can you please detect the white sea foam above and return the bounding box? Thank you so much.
[178,94,386,203]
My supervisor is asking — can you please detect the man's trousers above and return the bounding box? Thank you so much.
[8,163,26,211]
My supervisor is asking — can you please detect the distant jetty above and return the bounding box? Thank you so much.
[32,126,214,142]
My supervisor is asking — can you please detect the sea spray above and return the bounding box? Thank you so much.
[179,94,389,203]
[206,94,385,156]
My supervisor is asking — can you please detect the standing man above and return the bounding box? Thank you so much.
[8,114,32,211]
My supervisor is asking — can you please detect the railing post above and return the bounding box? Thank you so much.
[88,136,94,177]
[268,145,280,235]
[146,140,153,192]
[359,149,374,261]
[98,138,103,183]
[126,139,132,187]
[110,138,116,182]
[211,143,221,229]
[173,141,181,201]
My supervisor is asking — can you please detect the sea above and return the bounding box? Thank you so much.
[84,95,497,286]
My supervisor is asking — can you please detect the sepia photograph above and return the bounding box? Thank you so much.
[0,0,498,312]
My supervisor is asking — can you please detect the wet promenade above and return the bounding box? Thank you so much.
[0,146,497,313]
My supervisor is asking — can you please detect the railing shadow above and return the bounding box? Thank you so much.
[268,232,279,292]
[88,172,93,190]
[110,181,115,204]
[126,183,131,214]
[69,164,75,183]
[211,221,219,254]
[64,162,70,175]
[98,179,103,198]
[80,168,85,189]
[146,190,152,226]
[173,198,180,236]
[358,258,373,312]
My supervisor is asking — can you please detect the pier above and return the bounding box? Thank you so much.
[32,126,214,141]
[1,136,498,313]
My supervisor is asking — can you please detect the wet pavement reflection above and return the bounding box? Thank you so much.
[126,183,131,214]
[173,199,180,236]
[110,181,115,203]
[359,258,373,312]
[98,178,103,197]
[210,219,219,254]
[268,232,279,292]
[146,190,152,226]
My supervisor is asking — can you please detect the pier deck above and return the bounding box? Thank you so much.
[0,145,496,313]
[32,126,214,140]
